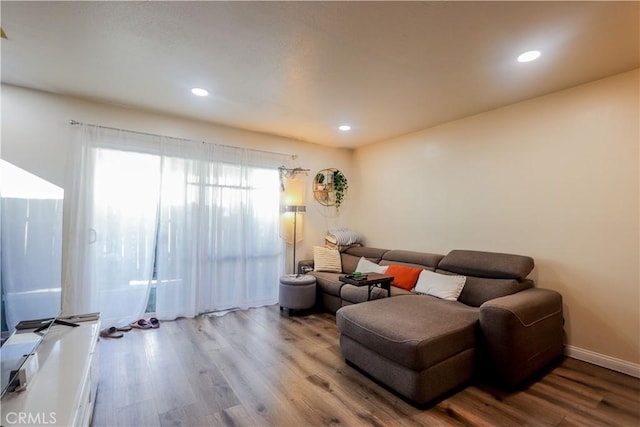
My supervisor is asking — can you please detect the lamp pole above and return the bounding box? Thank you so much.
[292,209,298,276]
[286,205,305,275]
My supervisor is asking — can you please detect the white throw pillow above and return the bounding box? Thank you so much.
[414,270,466,301]
[354,257,388,274]
[313,246,342,273]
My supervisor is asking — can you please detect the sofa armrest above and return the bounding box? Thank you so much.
[479,288,563,387]
[298,259,315,274]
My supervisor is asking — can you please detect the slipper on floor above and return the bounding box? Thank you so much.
[149,317,160,329]
[130,319,152,329]
[116,325,132,332]
[100,326,124,338]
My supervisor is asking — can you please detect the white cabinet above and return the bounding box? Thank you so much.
[1,319,100,426]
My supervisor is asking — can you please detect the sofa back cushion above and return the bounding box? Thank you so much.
[436,250,535,307]
[342,246,388,274]
[437,250,534,280]
[380,250,444,271]
[440,273,533,307]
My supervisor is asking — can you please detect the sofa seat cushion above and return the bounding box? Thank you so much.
[341,284,386,303]
[341,282,413,305]
[308,271,343,296]
[337,295,479,371]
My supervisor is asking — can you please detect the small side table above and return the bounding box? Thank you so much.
[279,274,316,315]
[339,273,394,301]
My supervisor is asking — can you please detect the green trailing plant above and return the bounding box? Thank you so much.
[332,169,348,210]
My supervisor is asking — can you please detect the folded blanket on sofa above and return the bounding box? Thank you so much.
[326,228,363,251]
[325,240,361,252]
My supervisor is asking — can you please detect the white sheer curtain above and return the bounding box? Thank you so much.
[154,142,284,319]
[63,125,285,325]
[63,126,160,327]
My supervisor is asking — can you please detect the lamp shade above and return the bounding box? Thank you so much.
[280,171,306,244]
[282,172,305,207]
[280,211,303,245]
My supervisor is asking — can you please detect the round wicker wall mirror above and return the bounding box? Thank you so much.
[313,168,348,209]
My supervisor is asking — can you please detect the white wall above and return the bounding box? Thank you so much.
[0,84,353,273]
[351,70,639,367]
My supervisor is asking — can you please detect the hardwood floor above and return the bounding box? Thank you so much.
[92,305,640,427]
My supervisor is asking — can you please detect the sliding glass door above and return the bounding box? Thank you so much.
[89,148,160,325]
[155,157,282,318]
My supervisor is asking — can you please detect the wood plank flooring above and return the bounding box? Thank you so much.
[92,305,640,427]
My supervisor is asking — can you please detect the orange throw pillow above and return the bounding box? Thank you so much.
[385,265,422,291]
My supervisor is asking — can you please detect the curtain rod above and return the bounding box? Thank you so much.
[69,120,297,160]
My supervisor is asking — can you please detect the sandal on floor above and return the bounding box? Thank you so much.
[130,319,152,329]
[116,325,132,332]
[100,326,124,338]
[149,317,160,329]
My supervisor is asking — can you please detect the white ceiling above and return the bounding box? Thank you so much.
[1,1,638,148]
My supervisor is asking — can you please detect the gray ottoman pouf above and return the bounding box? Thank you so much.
[279,274,316,314]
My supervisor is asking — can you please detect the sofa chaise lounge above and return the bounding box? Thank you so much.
[299,246,563,405]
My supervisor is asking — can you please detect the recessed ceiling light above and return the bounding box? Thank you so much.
[338,125,351,131]
[517,50,541,63]
[191,88,209,97]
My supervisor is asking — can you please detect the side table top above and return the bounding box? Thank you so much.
[339,273,394,286]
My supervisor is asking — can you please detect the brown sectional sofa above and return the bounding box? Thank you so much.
[299,246,563,405]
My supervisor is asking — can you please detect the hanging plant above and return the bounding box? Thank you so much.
[312,168,349,212]
[332,169,349,210]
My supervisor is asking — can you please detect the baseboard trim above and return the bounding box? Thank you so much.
[565,345,640,378]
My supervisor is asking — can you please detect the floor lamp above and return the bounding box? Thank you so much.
[284,205,305,275]
[279,168,307,275]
